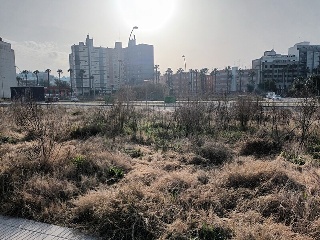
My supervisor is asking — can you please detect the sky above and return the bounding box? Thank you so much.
[1,0,320,77]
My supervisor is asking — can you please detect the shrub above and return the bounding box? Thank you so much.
[0,135,17,144]
[281,151,306,165]
[174,103,209,136]
[197,224,233,240]
[72,186,158,239]
[240,138,282,157]
[125,148,143,158]
[197,143,232,165]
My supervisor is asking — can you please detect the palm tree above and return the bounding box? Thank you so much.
[68,68,73,95]
[22,70,29,86]
[79,69,86,96]
[57,69,63,81]
[45,69,51,95]
[33,70,39,86]
[200,68,208,95]
[194,69,199,95]
[57,69,63,96]
[237,68,244,92]
[248,70,256,86]
[177,68,184,97]
[154,65,159,84]
[16,76,22,86]
[248,69,256,92]
[165,68,173,95]
[210,68,218,94]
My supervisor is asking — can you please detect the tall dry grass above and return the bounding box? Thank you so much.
[0,99,320,239]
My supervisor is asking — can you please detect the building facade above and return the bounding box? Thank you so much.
[0,37,16,98]
[289,42,320,77]
[125,37,154,85]
[164,67,256,99]
[252,49,298,93]
[69,35,109,95]
[69,35,154,96]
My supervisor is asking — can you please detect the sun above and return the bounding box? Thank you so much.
[117,0,176,32]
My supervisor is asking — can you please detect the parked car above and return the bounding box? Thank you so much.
[272,95,282,100]
[70,96,79,102]
[45,96,59,103]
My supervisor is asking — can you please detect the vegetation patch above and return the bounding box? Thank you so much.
[1,99,320,239]
[197,142,233,165]
[240,138,282,156]
[198,224,233,240]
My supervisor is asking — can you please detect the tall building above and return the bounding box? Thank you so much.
[69,35,154,96]
[289,42,320,77]
[69,35,109,95]
[0,37,16,98]
[125,37,154,85]
[252,49,298,93]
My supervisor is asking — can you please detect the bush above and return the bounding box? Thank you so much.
[197,143,232,165]
[197,224,233,240]
[72,186,158,239]
[240,138,282,157]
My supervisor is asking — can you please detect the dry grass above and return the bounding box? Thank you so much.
[1,101,320,239]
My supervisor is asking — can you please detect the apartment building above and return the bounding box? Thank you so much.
[69,35,154,95]
[125,37,154,85]
[289,42,320,77]
[0,37,16,98]
[165,67,255,98]
[252,49,298,93]
[69,35,109,95]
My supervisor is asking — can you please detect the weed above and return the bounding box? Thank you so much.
[198,224,232,240]
[240,138,282,157]
[108,166,124,179]
[281,151,306,165]
[71,155,87,168]
[197,142,232,165]
[0,136,17,144]
[125,148,143,158]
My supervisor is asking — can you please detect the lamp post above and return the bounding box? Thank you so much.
[1,77,4,99]
[129,26,139,41]
[68,68,73,96]
[182,55,186,72]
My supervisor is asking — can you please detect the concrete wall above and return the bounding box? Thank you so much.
[0,38,16,98]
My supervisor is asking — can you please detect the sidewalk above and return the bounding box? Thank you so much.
[0,215,96,240]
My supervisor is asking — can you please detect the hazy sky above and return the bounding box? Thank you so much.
[1,0,320,76]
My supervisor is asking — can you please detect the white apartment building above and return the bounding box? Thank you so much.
[0,37,16,98]
[69,35,154,96]
[289,42,320,76]
[69,35,127,96]
[252,49,298,92]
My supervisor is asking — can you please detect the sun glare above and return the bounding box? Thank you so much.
[117,0,175,32]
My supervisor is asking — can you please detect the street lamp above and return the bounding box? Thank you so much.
[2,77,4,99]
[182,55,186,72]
[129,26,138,41]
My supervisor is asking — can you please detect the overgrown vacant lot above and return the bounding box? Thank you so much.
[1,97,320,239]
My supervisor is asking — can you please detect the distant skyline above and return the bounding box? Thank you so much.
[1,0,320,76]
